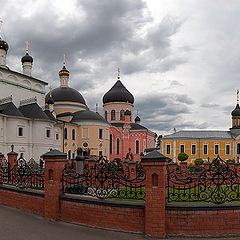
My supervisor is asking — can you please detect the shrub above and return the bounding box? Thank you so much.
[194,158,203,166]
[226,159,235,163]
[178,153,189,162]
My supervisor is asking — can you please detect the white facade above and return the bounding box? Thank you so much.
[0,113,61,160]
[0,68,46,108]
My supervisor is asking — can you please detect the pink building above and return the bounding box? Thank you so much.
[102,70,156,161]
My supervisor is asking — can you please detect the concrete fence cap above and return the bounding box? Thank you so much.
[41,149,67,159]
[141,150,170,162]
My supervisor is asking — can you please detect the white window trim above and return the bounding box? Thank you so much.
[203,144,208,155]
[214,144,219,155]
[191,144,196,155]
[135,139,140,154]
[166,144,171,155]
[225,144,230,155]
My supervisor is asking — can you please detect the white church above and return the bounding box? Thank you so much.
[0,37,61,160]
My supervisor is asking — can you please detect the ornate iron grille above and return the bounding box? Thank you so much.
[167,156,240,204]
[0,155,45,189]
[62,158,145,200]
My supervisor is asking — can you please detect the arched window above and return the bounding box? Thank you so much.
[64,128,68,140]
[120,110,125,121]
[116,138,120,154]
[237,143,240,155]
[72,129,75,140]
[136,140,140,154]
[111,110,116,120]
[105,111,108,121]
[110,134,113,155]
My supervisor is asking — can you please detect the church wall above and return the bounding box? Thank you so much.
[0,114,61,160]
[0,69,46,108]
[104,102,133,123]
[62,122,110,159]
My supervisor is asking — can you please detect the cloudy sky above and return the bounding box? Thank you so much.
[0,0,239,135]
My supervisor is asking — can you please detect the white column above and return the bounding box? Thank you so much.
[173,140,176,162]
[0,49,6,67]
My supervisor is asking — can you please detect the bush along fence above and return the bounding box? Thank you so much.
[3,147,240,237]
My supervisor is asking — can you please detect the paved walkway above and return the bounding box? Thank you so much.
[0,204,240,240]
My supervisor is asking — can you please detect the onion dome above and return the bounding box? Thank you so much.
[21,53,33,63]
[124,109,131,116]
[59,65,69,77]
[102,68,134,104]
[45,87,86,105]
[135,115,140,122]
[232,104,240,116]
[0,37,8,52]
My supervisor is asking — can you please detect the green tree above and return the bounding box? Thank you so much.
[178,153,189,162]
[194,158,203,166]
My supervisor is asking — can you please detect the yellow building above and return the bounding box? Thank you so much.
[45,59,110,159]
[161,91,240,163]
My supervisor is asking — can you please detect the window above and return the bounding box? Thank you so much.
[136,140,140,154]
[192,144,196,155]
[56,133,59,140]
[46,129,50,138]
[203,145,208,155]
[116,138,120,154]
[111,110,116,121]
[64,128,68,140]
[110,134,113,154]
[214,145,219,155]
[18,127,23,136]
[166,144,171,155]
[99,129,103,139]
[120,110,125,121]
[237,143,240,155]
[99,151,103,157]
[226,144,230,155]
[105,111,108,121]
[72,129,75,140]
[180,144,185,153]
[68,150,71,160]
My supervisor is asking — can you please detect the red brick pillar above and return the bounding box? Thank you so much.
[128,160,136,179]
[180,161,187,173]
[168,162,177,173]
[7,145,18,170]
[234,163,240,175]
[42,149,67,221]
[141,150,169,238]
[203,161,211,170]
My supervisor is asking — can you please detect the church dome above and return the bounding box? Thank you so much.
[232,104,240,117]
[0,38,8,52]
[45,87,86,106]
[21,53,33,63]
[102,80,134,104]
[59,65,69,77]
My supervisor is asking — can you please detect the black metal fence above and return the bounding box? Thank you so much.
[0,155,45,189]
[167,156,240,204]
[62,157,146,200]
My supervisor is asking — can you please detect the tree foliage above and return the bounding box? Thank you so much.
[177,153,189,162]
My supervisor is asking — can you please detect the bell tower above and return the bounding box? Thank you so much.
[231,89,240,128]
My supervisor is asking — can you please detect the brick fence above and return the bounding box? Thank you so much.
[1,149,240,238]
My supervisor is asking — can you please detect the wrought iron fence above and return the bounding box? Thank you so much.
[62,157,145,200]
[0,155,45,189]
[167,156,240,204]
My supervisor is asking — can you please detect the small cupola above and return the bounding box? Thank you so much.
[21,41,33,76]
[232,89,240,128]
[59,54,70,88]
[135,111,141,124]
